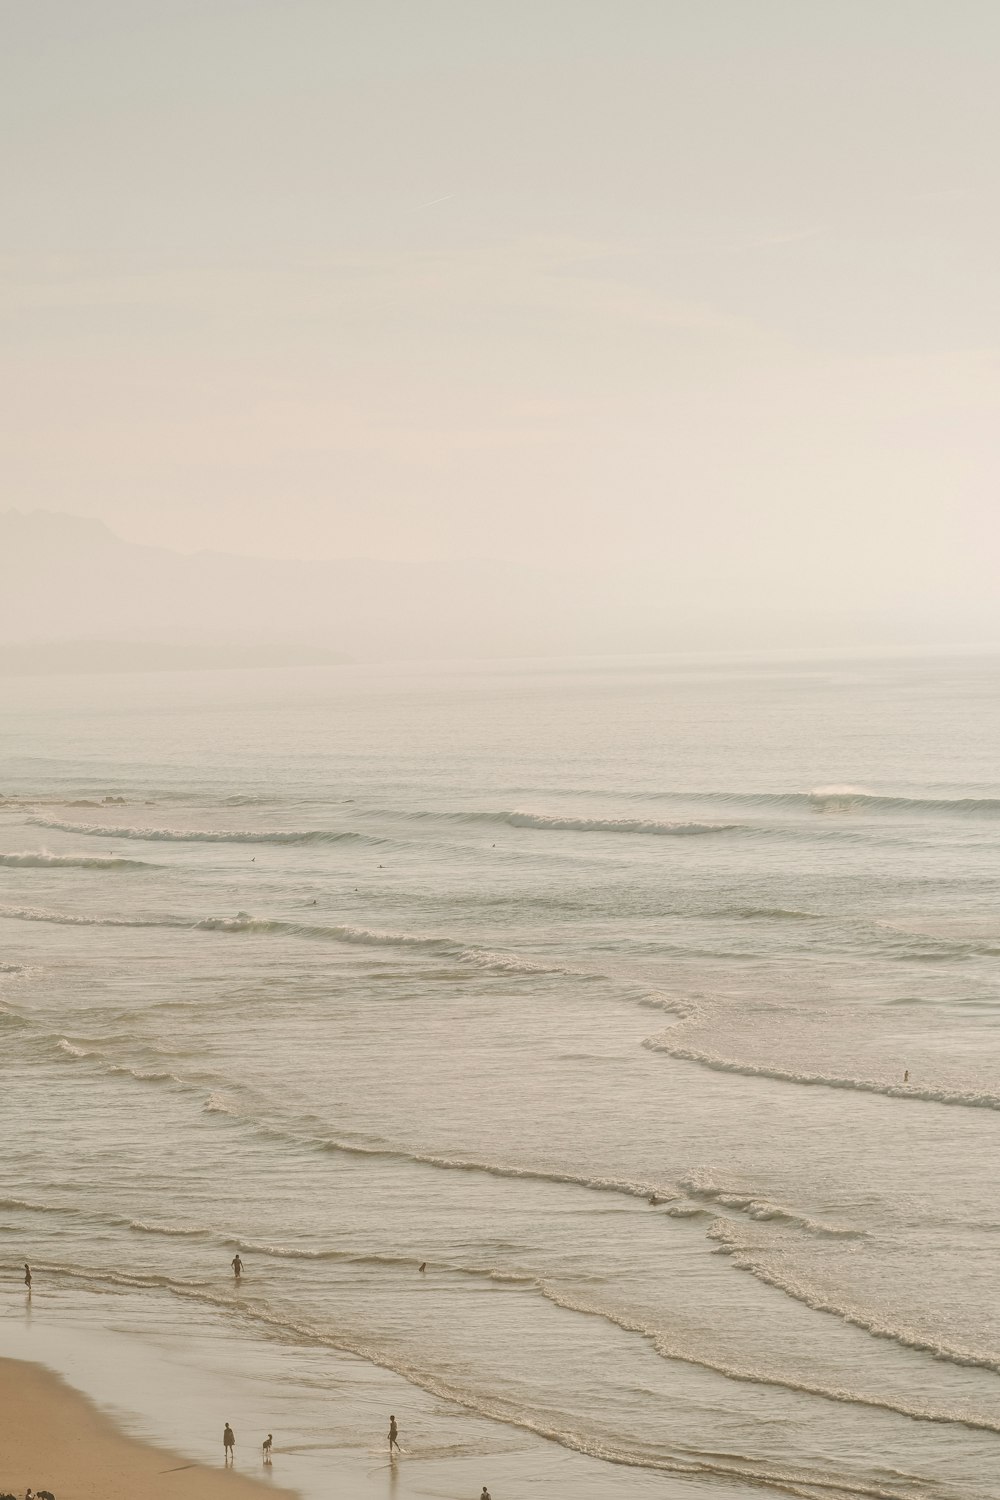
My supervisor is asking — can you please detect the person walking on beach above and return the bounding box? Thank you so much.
[231,1253,244,1279]
[223,1423,235,1464]
[24,1262,31,1290]
[388,1414,400,1455]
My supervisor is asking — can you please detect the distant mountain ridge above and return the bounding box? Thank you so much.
[2,509,995,668]
[0,508,596,663]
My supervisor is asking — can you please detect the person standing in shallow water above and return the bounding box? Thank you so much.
[231,1253,243,1279]
[24,1262,31,1290]
[388,1414,400,1455]
[223,1423,235,1464]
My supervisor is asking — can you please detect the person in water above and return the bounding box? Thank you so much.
[24,1262,31,1289]
[388,1414,400,1454]
[903,1069,909,1083]
[262,1433,273,1462]
[481,1488,492,1499]
[231,1253,244,1279]
[223,1423,236,1464]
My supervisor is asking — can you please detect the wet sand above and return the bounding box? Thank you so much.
[0,1357,297,1500]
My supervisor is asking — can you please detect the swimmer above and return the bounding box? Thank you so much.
[418,1262,427,1273]
[481,1488,492,1500]
[904,1070,909,1083]
[232,1253,244,1279]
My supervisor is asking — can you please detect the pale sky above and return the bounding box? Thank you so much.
[2,1,999,623]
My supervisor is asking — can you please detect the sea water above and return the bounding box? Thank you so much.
[3,651,1000,1500]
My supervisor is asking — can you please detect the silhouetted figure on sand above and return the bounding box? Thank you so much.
[231,1253,244,1279]
[388,1414,400,1455]
[262,1433,272,1463]
[223,1423,235,1464]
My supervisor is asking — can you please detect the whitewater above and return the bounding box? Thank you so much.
[4,652,1000,1500]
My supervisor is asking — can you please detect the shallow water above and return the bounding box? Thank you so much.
[3,652,1000,1500]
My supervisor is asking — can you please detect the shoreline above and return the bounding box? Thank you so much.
[0,1300,695,1500]
[0,1356,298,1500]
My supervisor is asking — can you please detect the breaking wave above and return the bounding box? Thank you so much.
[0,903,187,929]
[650,786,1000,818]
[194,914,605,983]
[679,1173,862,1238]
[57,1038,92,1057]
[127,1219,210,1238]
[403,787,1000,832]
[28,817,377,846]
[539,1283,1000,1436]
[0,849,151,869]
[710,1223,1000,1377]
[645,1036,1000,1111]
[500,812,739,836]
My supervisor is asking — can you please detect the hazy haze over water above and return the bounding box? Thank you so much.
[2,2,999,649]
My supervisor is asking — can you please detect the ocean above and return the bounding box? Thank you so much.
[3,651,1000,1500]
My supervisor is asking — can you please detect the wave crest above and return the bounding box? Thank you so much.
[504,812,738,836]
[645,1036,1000,1111]
[0,849,150,869]
[28,817,375,846]
[679,1172,861,1238]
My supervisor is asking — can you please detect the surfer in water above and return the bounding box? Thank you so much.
[388,1414,400,1455]
[232,1253,244,1279]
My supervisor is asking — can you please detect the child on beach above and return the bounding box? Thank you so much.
[223,1424,235,1464]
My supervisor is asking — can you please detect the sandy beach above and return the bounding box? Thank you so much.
[0,1358,297,1500]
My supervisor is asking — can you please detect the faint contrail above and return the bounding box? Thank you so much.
[416,194,455,209]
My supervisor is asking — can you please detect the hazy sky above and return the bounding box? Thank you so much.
[2,2,998,620]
